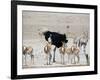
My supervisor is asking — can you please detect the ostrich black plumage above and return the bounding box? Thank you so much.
[43,31,68,62]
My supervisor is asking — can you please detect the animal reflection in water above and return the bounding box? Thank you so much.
[23,46,34,66]
[59,42,80,64]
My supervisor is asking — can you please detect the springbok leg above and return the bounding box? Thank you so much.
[68,54,70,64]
[45,55,47,65]
[53,47,56,62]
[46,54,49,65]
[73,55,76,64]
[60,54,63,64]
[31,54,34,64]
[62,54,65,64]
[25,54,27,65]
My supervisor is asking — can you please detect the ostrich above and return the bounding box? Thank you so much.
[22,46,34,65]
[43,31,68,63]
[44,42,52,65]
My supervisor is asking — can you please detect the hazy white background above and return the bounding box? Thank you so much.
[0,0,99,80]
[22,11,90,67]
[22,11,89,40]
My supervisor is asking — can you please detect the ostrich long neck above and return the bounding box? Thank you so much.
[62,42,65,47]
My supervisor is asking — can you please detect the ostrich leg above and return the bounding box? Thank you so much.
[49,52,52,65]
[31,54,34,64]
[53,47,56,62]
[77,55,80,63]
[62,54,65,64]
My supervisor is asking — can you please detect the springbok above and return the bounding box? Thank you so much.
[44,42,52,65]
[22,46,34,65]
[59,42,66,64]
[65,45,80,64]
[70,45,80,64]
[59,41,80,64]
[74,35,89,64]
[65,47,73,64]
